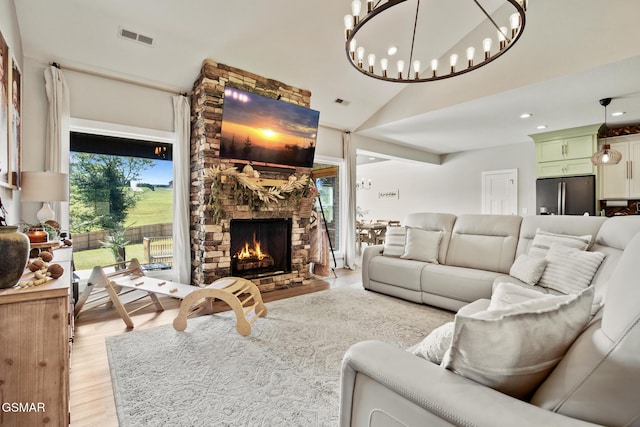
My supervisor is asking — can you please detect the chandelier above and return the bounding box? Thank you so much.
[343,0,528,83]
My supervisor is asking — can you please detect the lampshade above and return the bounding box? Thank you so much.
[21,172,69,202]
[591,144,622,166]
[21,172,69,223]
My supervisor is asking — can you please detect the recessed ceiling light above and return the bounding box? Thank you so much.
[387,46,398,56]
[537,125,548,130]
[369,157,376,161]
[611,111,626,117]
[520,113,532,119]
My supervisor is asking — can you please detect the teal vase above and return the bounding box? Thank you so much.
[0,226,30,289]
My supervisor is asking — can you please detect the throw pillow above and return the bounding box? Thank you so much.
[411,322,454,365]
[400,228,442,263]
[509,254,547,286]
[537,243,606,295]
[528,229,591,258]
[382,226,406,257]
[488,282,551,311]
[443,284,594,400]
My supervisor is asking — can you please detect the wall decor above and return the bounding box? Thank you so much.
[0,30,9,188]
[8,54,20,188]
[378,189,400,200]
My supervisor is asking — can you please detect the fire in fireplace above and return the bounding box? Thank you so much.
[230,218,292,279]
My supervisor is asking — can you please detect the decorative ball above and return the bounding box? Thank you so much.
[253,170,260,178]
[242,165,254,175]
[39,251,54,262]
[29,248,41,258]
[288,175,297,182]
[47,264,64,279]
[28,259,46,272]
[63,239,72,247]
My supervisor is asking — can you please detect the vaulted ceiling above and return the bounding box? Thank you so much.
[14,0,640,154]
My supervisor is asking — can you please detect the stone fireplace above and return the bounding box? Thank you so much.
[189,59,315,292]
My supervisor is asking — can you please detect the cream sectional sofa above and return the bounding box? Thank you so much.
[343,213,640,427]
[362,212,608,311]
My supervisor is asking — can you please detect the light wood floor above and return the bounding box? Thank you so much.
[69,268,361,427]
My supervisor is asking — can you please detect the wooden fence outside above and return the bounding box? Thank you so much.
[72,223,173,251]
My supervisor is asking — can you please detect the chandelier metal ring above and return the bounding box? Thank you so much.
[344,0,527,83]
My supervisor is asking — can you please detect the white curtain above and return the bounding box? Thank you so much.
[343,132,357,270]
[172,95,191,284]
[44,65,70,231]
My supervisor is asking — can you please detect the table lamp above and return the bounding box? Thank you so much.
[20,171,69,223]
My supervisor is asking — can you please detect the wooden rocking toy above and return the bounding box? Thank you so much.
[173,276,267,336]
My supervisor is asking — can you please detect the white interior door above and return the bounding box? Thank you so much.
[481,169,518,215]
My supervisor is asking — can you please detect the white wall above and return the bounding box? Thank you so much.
[356,142,537,221]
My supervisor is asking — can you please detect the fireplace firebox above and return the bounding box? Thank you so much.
[230,219,292,279]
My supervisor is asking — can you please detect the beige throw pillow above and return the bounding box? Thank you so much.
[509,254,547,286]
[538,243,605,295]
[443,284,594,400]
[400,228,442,263]
[528,229,591,258]
[382,226,406,257]
[411,322,454,365]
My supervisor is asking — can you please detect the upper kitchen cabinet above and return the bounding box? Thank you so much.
[531,125,600,178]
[599,135,640,200]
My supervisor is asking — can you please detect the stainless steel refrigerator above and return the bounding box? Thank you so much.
[536,175,596,216]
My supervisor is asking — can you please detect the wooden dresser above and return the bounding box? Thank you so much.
[0,247,73,426]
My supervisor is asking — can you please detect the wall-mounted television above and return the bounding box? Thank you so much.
[219,87,320,169]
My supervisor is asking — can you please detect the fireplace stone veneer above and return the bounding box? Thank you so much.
[189,59,315,292]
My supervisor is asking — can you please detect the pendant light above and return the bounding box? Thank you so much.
[591,98,622,166]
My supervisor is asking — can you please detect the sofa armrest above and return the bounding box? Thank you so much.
[340,341,601,427]
[361,245,383,289]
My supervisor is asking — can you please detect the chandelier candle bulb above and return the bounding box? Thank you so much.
[344,15,353,38]
[397,60,404,79]
[367,0,374,12]
[357,46,365,67]
[466,47,475,66]
[483,38,492,59]
[413,60,421,79]
[510,13,520,37]
[431,59,438,77]
[498,26,508,49]
[449,54,458,73]
[351,0,362,23]
[380,58,388,77]
[368,53,376,72]
[349,39,357,59]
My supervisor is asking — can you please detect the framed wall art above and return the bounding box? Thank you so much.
[8,53,21,188]
[0,29,9,188]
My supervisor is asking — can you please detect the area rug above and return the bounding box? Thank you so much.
[106,286,453,426]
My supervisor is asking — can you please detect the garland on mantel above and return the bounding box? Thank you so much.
[205,165,313,223]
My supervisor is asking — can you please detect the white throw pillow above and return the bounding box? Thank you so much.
[509,254,547,286]
[443,284,594,400]
[538,243,606,295]
[382,226,406,257]
[488,282,551,311]
[411,322,454,365]
[400,228,442,263]
[528,229,591,258]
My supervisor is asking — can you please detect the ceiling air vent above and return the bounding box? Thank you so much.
[118,26,154,47]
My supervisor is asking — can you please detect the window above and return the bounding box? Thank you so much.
[312,163,341,252]
[69,131,173,272]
